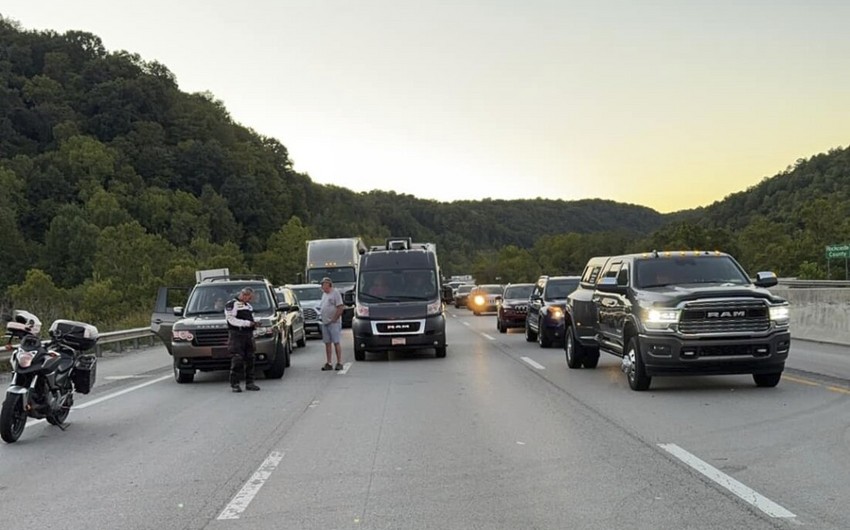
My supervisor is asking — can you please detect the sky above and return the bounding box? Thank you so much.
[3,1,849,213]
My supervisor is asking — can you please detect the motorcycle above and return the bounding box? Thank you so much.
[1,311,99,443]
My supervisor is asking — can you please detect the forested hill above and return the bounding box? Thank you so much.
[0,17,663,294]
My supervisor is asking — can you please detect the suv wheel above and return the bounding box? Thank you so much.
[173,360,195,384]
[753,372,782,387]
[265,340,286,379]
[525,320,537,342]
[538,325,552,348]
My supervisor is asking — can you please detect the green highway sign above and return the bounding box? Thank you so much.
[826,244,850,259]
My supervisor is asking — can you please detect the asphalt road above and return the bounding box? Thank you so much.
[1,310,848,529]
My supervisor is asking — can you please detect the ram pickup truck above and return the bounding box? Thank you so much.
[564,251,791,391]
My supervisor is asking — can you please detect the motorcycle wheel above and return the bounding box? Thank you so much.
[47,393,72,426]
[1,394,27,443]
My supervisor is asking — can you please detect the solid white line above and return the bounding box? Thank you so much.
[217,451,285,520]
[462,322,470,327]
[658,443,796,519]
[337,362,351,375]
[75,375,172,410]
[481,333,496,341]
[520,357,545,370]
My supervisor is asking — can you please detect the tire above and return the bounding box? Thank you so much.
[264,340,286,379]
[753,372,782,387]
[0,394,27,443]
[47,389,72,426]
[497,320,506,334]
[625,336,651,391]
[354,344,366,361]
[565,327,584,369]
[296,329,306,348]
[473,311,480,316]
[285,334,293,367]
[174,360,195,384]
[581,350,600,369]
[538,325,552,348]
[525,320,537,342]
[435,346,447,358]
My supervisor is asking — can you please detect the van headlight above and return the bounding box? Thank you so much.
[769,304,790,326]
[427,300,443,316]
[356,304,369,317]
[644,308,680,331]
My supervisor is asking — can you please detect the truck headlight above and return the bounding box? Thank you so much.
[426,300,443,316]
[644,309,680,330]
[769,305,790,326]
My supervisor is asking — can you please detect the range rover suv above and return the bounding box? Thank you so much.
[151,274,291,383]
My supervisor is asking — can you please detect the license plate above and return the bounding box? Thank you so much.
[391,337,406,346]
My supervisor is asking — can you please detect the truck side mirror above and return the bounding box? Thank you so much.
[596,277,627,294]
[754,271,778,288]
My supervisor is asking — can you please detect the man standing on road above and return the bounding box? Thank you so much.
[319,277,345,371]
[225,287,261,392]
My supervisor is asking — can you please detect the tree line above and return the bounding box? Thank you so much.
[1,16,848,331]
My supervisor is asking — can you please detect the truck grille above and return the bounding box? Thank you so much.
[302,308,319,321]
[193,329,229,347]
[679,300,770,334]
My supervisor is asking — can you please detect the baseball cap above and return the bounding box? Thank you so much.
[321,277,333,285]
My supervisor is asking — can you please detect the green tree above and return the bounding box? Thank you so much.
[253,216,311,284]
[7,269,70,329]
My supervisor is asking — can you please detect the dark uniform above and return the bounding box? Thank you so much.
[225,297,257,391]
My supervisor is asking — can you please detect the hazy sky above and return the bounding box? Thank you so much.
[4,1,848,212]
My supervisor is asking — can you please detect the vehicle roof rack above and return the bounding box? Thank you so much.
[200,274,268,283]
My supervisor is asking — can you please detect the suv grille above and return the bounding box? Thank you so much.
[193,329,229,347]
[302,308,319,321]
[679,300,770,334]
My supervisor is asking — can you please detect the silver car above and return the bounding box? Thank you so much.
[286,284,323,338]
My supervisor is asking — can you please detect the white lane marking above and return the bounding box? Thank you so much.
[25,374,171,426]
[462,322,470,327]
[337,362,352,375]
[104,375,148,380]
[217,451,285,520]
[658,443,796,519]
[521,357,545,370]
[308,400,320,409]
[481,333,496,340]
[76,375,172,410]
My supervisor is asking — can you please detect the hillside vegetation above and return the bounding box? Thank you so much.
[1,16,848,329]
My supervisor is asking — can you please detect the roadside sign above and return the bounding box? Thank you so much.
[826,244,850,259]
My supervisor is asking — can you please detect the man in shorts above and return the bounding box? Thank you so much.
[319,277,345,370]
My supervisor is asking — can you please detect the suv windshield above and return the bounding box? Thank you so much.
[360,269,438,301]
[504,285,534,299]
[291,287,322,301]
[635,256,749,288]
[184,283,272,315]
[544,280,579,300]
[477,285,504,295]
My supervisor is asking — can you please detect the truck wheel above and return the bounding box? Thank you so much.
[753,372,782,387]
[525,320,537,342]
[435,346,447,358]
[565,327,584,369]
[581,349,600,369]
[174,359,195,384]
[354,344,366,361]
[625,336,651,391]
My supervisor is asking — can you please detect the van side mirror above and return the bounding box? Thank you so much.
[343,291,355,305]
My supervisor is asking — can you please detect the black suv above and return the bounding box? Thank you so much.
[565,251,791,391]
[496,283,534,333]
[525,275,580,347]
[151,275,291,383]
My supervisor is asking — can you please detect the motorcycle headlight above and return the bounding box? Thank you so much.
[769,305,790,326]
[15,351,35,369]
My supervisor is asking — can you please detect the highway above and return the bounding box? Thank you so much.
[1,308,848,529]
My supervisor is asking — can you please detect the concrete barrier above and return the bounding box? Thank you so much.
[771,287,850,346]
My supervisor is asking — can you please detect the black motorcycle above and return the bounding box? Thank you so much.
[1,311,99,443]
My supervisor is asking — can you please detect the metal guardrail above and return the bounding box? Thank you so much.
[777,279,850,288]
[1,327,157,366]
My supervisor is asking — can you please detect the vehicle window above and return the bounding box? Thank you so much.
[291,287,322,301]
[634,256,749,288]
[504,285,534,299]
[544,280,580,300]
[307,268,356,284]
[481,285,503,294]
[360,269,437,301]
[616,266,629,286]
[602,261,622,279]
[185,285,230,315]
[456,285,474,295]
[582,264,602,285]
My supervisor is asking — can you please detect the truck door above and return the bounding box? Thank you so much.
[594,260,623,352]
[150,286,190,355]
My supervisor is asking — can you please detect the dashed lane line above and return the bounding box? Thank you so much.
[217,451,285,520]
[520,357,546,370]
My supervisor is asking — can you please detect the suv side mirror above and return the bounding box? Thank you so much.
[278,302,289,312]
[754,271,778,288]
[173,306,184,316]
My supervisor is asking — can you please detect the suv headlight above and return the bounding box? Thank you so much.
[644,308,680,331]
[426,300,443,316]
[546,307,564,321]
[253,326,274,338]
[172,330,194,342]
[472,295,485,306]
[769,304,790,326]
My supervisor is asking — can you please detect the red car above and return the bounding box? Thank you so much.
[496,283,535,332]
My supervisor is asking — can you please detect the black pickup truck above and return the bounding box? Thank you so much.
[564,251,791,391]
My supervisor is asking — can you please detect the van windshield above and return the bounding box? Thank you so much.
[359,270,438,302]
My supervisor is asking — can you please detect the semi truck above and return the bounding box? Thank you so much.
[305,238,367,327]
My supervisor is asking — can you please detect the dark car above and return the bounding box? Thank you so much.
[496,283,535,332]
[525,275,581,348]
[453,284,475,308]
[468,284,504,315]
[275,286,307,348]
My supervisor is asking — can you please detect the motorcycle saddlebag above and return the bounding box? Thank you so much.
[72,354,97,394]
